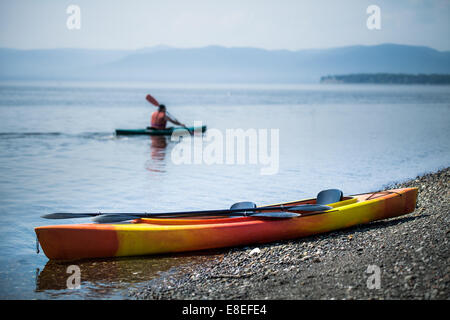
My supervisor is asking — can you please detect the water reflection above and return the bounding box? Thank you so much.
[146,131,206,173]
[146,136,169,173]
[150,136,168,161]
[35,251,222,298]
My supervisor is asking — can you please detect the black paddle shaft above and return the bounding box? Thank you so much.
[42,204,332,220]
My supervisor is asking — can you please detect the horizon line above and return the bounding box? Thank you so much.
[1,42,448,53]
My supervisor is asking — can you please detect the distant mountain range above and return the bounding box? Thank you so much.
[1,44,449,83]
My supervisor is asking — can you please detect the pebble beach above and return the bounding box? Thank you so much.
[131,168,449,300]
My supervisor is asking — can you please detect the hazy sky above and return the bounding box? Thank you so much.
[1,0,449,51]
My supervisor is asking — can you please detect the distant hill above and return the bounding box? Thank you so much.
[321,73,450,84]
[1,44,450,83]
[0,48,131,80]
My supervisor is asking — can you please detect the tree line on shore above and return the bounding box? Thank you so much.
[320,73,450,84]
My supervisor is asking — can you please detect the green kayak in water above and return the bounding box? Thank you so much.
[115,125,207,136]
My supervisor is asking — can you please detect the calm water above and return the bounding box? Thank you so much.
[0,81,449,299]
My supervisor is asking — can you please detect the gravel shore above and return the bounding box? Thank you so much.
[131,168,449,300]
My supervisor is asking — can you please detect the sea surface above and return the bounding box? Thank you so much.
[0,81,449,299]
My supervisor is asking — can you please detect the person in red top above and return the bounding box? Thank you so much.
[150,104,185,129]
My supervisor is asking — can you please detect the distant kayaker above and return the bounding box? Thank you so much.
[150,104,186,129]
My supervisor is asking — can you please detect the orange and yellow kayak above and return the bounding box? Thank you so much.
[35,188,417,261]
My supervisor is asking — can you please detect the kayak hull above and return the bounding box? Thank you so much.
[115,126,207,136]
[35,188,417,261]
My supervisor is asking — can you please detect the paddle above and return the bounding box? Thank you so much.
[146,94,193,134]
[93,211,303,223]
[145,94,160,108]
[41,203,332,221]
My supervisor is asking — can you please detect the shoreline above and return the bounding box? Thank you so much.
[131,168,449,300]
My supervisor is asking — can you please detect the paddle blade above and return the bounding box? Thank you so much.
[287,204,332,212]
[146,94,160,107]
[41,212,97,219]
[249,211,300,218]
[92,214,140,224]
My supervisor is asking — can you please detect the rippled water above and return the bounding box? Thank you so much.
[0,81,449,299]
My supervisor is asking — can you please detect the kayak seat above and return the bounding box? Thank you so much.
[230,202,257,210]
[230,201,257,216]
[316,189,343,205]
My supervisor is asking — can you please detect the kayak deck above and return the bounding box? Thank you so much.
[35,188,418,261]
[115,125,207,136]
